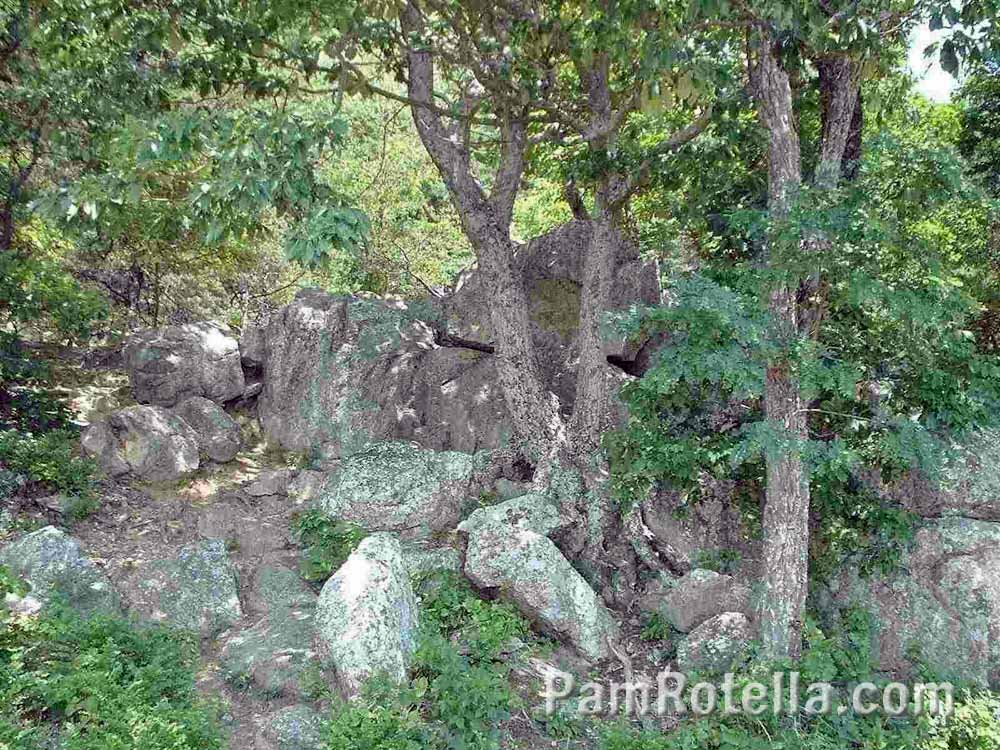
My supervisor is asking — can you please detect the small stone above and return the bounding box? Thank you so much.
[255,705,326,750]
[676,612,752,673]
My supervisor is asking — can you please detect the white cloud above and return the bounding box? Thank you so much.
[908,23,958,102]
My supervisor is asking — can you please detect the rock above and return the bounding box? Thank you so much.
[316,442,474,539]
[125,321,245,407]
[892,429,1000,521]
[250,290,509,455]
[819,517,1000,687]
[246,468,295,497]
[174,396,241,463]
[288,470,326,503]
[460,496,617,661]
[676,612,752,673]
[639,486,752,573]
[644,569,751,633]
[314,533,419,696]
[222,567,318,698]
[81,405,199,481]
[0,527,118,615]
[255,705,326,750]
[400,543,462,578]
[134,539,242,636]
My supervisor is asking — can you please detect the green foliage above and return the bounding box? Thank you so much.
[959,62,1000,197]
[639,612,673,643]
[417,570,530,662]
[290,510,367,583]
[0,429,98,521]
[0,603,222,750]
[327,695,427,750]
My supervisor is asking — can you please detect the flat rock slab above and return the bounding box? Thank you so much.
[221,566,319,698]
[131,539,242,636]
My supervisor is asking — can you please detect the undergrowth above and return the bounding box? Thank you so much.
[0,567,223,750]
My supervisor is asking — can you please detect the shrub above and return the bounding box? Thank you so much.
[0,600,222,750]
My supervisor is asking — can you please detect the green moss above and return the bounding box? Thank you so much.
[528,278,580,341]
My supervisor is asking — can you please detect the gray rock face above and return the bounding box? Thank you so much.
[134,539,242,636]
[460,496,617,661]
[222,567,318,698]
[248,290,508,455]
[820,517,1000,687]
[314,533,419,696]
[255,705,326,750]
[125,321,245,407]
[81,405,199,481]
[0,527,118,615]
[676,612,752,673]
[644,569,752,633]
[316,442,474,539]
[174,396,241,463]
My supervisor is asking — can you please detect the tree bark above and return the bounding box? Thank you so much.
[400,1,564,461]
[750,31,809,660]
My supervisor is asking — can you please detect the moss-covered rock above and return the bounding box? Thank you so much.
[255,705,326,750]
[459,496,616,662]
[0,526,118,615]
[221,566,318,698]
[134,539,242,636]
[317,442,474,539]
[314,533,419,696]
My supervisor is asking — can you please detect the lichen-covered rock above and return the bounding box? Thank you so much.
[820,517,1000,687]
[255,705,326,750]
[316,442,474,539]
[174,396,241,463]
[314,533,419,696]
[134,539,242,636]
[222,567,318,698]
[401,543,462,578]
[250,290,509,455]
[458,492,563,537]
[125,322,244,407]
[460,496,617,661]
[0,527,118,615]
[246,468,295,497]
[81,405,199,481]
[676,612,752,673]
[644,569,752,633]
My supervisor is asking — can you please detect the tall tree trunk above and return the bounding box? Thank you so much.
[751,32,809,660]
[400,1,564,461]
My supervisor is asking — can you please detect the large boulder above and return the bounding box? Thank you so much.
[642,569,752,633]
[314,533,419,696]
[676,612,752,673]
[0,527,118,615]
[820,517,1000,687]
[131,539,242,636]
[315,442,475,539]
[246,291,509,455]
[125,321,245,407]
[174,396,241,463]
[459,495,617,661]
[892,429,1000,521]
[81,405,199,481]
[222,567,319,698]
